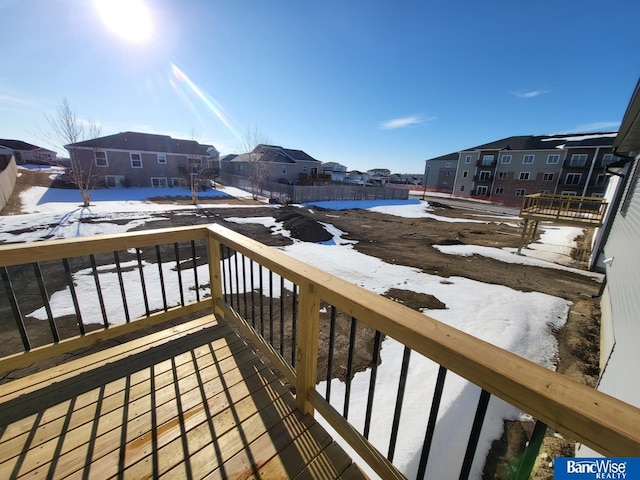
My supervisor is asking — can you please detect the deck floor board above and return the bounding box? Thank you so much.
[0,316,367,479]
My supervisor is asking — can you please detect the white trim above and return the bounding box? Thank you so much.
[151,177,168,187]
[130,152,143,168]
[522,154,535,164]
[547,154,560,164]
[158,154,167,164]
[95,151,108,167]
[105,175,125,188]
[518,171,531,180]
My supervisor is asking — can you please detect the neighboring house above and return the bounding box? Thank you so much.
[425,133,618,205]
[320,162,348,182]
[345,170,370,185]
[221,144,322,185]
[424,152,459,192]
[578,79,640,455]
[65,131,218,188]
[367,168,391,185]
[0,139,58,165]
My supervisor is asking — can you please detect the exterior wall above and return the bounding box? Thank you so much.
[597,157,640,416]
[453,152,479,197]
[424,158,457,192]
[557,147,613,197]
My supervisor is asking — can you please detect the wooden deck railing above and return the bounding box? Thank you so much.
[519,193,608,226]
[1,224,639,479]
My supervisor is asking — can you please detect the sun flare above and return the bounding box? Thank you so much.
[95,0,152,43]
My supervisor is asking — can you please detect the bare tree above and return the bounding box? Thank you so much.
[238,125,272,200]
[178,145,219,205]
[40,98,101,207]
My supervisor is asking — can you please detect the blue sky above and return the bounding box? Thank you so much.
[1,0,639,173]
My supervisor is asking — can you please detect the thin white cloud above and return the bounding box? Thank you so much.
[379,114,434,130]
[514,89,549,99]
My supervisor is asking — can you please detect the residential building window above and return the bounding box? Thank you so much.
[303,166,307,172]
[188,158,201,169]
[460,185,465,191]
[479,170,491,181]
[462,170,468,178]
[570,154,588,167]
[158,154,167,164]
[311,167,318,174]
[547,154,560,164]
[481,155,494,166]
[543,173,554,182]
[601,153,618,167]
[464,155,471,164]
[105,175,125,188]
[95,151,108,167]
[494,187,504,195]
[500,155,512,164]
[592,193,604,198]
[282,167,287,174]
[444,172,450,176]
[565,173,582,185]
[519,172,530,180]
[130,153,143,168]
[236,164,242,172]
[151,177,168,187]
[515,188,526,197]
[561,191,577,196]
[523,154,535,164]
[445,162,452,168]
[594,174,606,186]
[476,186,488,195]
[172,177,186,187]
[539,190,550,194]
[497,172,507,180]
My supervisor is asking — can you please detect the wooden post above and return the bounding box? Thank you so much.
[295,280,321,416]
[517,219,529,254]
[207,233,225,318]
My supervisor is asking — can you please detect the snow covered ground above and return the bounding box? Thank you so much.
[0,174,602,479]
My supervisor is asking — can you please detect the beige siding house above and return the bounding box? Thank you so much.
[65,132,218,188]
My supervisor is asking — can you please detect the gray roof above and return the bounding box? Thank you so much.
[462,133,617,152]
[66,131,214,156]
[231,144,320,164]
[0,139,53,152]
[614,78,640,152]
[426,151,459,163]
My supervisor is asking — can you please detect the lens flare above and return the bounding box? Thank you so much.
[170,64,240,141]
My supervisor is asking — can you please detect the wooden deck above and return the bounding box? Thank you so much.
[0,316,366,479]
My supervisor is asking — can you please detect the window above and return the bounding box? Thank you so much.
[523,154,535,164]
[460,185,465,191]
[445,162,452,168]
[497,172,507,180]
[519,172,530,180]
[494,187,504,195]
[151,177,168,187]
[594,174,606,186]
[188,158,201,169]
[172,177,186,187]
[157,154,167,164]
[565,173,582,185]
[539,189,550,194]
[236,164,243,172]
[515,188,526,197]
[282,166,287,174]
[105,175,125,188]
[601,153,618,167]
[476,185,488,195]
[95,151,108,167]
[500,155,512,164]
[570,154,587,167]
[479,170,491,181]
[130,153,143,168]
[462,170,468,178]
[561,191,577,196]
[464,155,471,164]
[543,173,554,182]
[547,154,560,164]
[311,167,318,174]
[481,155,494,166]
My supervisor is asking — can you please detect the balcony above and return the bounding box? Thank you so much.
[519,193,608,226]
[473,174,493,182]
[0,225,638,479]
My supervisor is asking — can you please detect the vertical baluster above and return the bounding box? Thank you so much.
[388,346,412,461]
[325,306,337,401]
[1,267,31,350]
[33,262,59,342]
[250,259,256,328]
[136,248,150,317]
[155,246,168,311]
[190,240,200,302]
[89,254,109,328]
[227,248,236,310]
[459,389,491,480]
[62,258,84,335]
[242,254,248,318]
[259,264,264,336]
[174,243,185,307]
[343,317,358,419]
[269,271,274,345]
[291,284,298,367]
[416,366,448,479]
[233,246,240,308]
[514,420,548,480]
[279,276,285,356]
[113,252,130,323]
[363,330,383,439]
